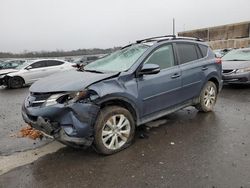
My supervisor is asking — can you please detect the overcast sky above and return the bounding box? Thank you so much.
[1,0,250,53]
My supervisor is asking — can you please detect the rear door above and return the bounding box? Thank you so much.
[45,60,65,76]
[137,44,182,117]
[174,42,208,101]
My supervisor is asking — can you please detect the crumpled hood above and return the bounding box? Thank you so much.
[0,69,18,75]
[30,70,118,93]
[222,60,250,70]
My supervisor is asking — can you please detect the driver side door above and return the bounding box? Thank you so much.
[137,44,182,117]
[22,61,48,84]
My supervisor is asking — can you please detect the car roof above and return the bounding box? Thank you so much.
[14,58,67,69]
[28,58,67,64]
[122,35,208,49]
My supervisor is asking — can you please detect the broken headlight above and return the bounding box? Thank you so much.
[43,90,89,107]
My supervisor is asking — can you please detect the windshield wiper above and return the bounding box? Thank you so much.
[84,69,104,74]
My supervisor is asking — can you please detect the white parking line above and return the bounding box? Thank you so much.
[0,141,65,176]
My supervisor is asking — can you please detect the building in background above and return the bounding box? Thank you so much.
[178,21,250,49]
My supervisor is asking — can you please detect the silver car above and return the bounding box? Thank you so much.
[222,48,250,84]
[0,59,75,88]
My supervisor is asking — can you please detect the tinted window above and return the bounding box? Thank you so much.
[30,61,47,69]
[46,60,64,67]
[198,44,208,57]
[176,43,199,64]
[144,45,175,69]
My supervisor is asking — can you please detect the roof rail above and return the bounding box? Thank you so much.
[136,35,176,43]
[121,35,205,49]
[173,36,204,42]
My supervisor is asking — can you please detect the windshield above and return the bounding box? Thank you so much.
[14,61,30,70]
[222,48,250,61]
[84,44,149,73]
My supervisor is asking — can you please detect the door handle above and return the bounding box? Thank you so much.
[171,73,181,79]
[202,66,208,71]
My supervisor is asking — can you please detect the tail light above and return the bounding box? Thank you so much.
[216,58,222,64]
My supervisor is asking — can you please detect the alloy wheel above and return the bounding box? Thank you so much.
[204,85,216,108]
[101,114,131,150]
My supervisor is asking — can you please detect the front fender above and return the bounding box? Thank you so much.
[88,77,140,122]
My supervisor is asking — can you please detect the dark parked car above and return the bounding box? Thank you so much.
[22,35,222,155]
[222,48,250,84]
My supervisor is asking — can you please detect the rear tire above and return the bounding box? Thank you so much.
[195,81,217,112]
[93,106,135,155]
[9,76,24,89]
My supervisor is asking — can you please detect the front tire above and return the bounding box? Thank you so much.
[195,81,217,112]
[9,76,24,89]
[93,106,135,155]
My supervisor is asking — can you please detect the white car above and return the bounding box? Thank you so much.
[0,59,75,88]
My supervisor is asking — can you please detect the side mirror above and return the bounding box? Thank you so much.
[139,64,160,75]
[26,66,32,70]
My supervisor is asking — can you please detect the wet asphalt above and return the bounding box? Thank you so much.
[0,86,51,156]
[0,84,250,187]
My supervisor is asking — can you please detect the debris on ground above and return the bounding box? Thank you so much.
[170,142,175,145]
[9,133,16,138]
[18,125,43,140]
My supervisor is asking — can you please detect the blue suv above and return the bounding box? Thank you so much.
[22,35,222,154]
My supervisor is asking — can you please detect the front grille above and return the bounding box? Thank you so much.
[28,92,52,107]
[223,69,235,74]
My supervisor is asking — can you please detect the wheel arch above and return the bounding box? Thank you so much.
[97,97,139,125]
[207,76,220,93]
[7,75,25,88]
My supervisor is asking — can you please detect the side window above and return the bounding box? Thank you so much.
[198,44,208,57]
[195,45,203,59]
[46,60,64,67]
[144,45,175,69]
[30,61,47,69]
[176,43,199,64]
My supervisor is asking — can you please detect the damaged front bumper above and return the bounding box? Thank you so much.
[22,98,100,147]
[222,72,250,84]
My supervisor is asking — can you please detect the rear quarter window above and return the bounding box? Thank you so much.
[176,43,199,64]
[198,44,208,57]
